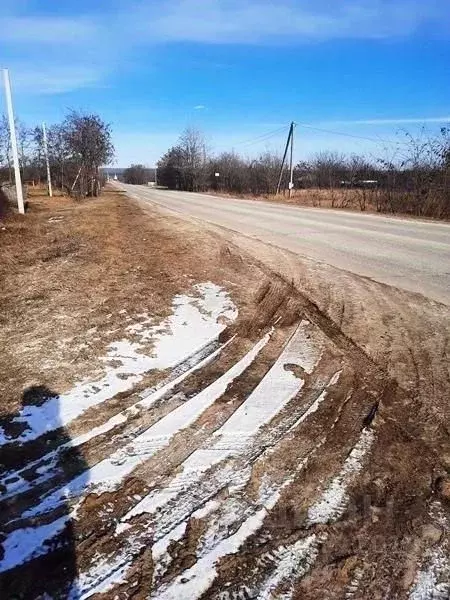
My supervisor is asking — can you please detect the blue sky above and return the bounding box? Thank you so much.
[1,0,449,166]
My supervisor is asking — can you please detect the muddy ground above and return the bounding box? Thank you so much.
[0,187,448,599]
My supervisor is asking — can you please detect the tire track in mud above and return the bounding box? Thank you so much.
[144,412,377,600]
[178,384,377,600]
[408,502,450,600]
[0,331,275,574]
[0,338,227,517]
[0,309,385,599]
[70,323,385,598]
[60,321,331,596]
[2,271,440,599]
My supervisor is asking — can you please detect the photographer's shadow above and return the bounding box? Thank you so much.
[0,385,90,599]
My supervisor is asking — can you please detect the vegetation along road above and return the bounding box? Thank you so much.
[119,184,450,305]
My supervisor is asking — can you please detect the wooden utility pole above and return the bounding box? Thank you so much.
[2,69,25,214]
[276,122,295,196]
[289,122,295,198]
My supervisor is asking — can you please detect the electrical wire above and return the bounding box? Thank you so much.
[295,121,409,146]
[237,125,290,147]
[213,119,412,156]
[213,124,289,152]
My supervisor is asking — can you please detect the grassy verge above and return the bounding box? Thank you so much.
[0,187,259,415]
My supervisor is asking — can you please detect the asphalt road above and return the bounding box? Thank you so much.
[120,184,450,305]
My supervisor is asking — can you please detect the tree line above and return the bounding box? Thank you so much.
[154,127,450,219]
[123,164,155,185]
[0,111,114,197]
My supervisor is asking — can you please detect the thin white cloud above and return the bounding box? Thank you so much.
[0,14,114,94]
[321,117,450,126]
[1,0,448,97]
[0,16,97,44]
[10,65,108,94]
[194,105,206,110]
[130,0,449,44]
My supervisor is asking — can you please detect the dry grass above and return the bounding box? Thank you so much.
[207,187,372,208]
[0,187,262,416]
[207,187,450,220]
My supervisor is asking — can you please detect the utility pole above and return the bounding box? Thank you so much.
[42,122,53,197]
[276,121,295,196]
[2,69,25,214]
[288,122,295,199]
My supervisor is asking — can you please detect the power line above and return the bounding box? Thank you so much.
[213,125,289,152]
[237,125,289,147]
[214,118,412,156]
[295,121,409,146]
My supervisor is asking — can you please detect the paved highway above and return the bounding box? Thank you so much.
[120,184,450,305]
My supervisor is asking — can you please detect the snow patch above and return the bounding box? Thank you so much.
[23,333,269,520]
[257,535,319,600]
[121,323,312,523]
[154,492,281,600]
[409,503,449,600]
[0,516,69,573]
[307,428,375,525]
[0,338,227,501]
[409,545,450,600]
[0,334,268,576]
[0,283,236,447]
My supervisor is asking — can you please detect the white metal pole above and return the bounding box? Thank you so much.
[42,122,53,197]
[2,69,25,214]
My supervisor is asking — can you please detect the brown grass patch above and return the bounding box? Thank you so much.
[0,187,263,416]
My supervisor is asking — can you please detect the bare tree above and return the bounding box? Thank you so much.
[123,164,152,185]
[48,124,71,191]
[0,115,12,182]
[17,121,32,179]
[63,111,114,197]
[209,152,248,193]
[157,146,185,190]
[179,128,208,192]
[157,129,208,192]
[157,125,449,219]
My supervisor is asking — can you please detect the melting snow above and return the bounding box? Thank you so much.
[0,334,268,575]
[154,492,282,600]
[409,545,450,600]
[120,322,314,522]
[0,283,239,575]
[307,428,375,525]
[0,283,236,447]
[257,535,319,600]
[409,503,449,600]
[0,339,229,502]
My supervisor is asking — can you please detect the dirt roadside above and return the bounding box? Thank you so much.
[135,194,450,449]
[0,187,449,599]
[0,188,263,416]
